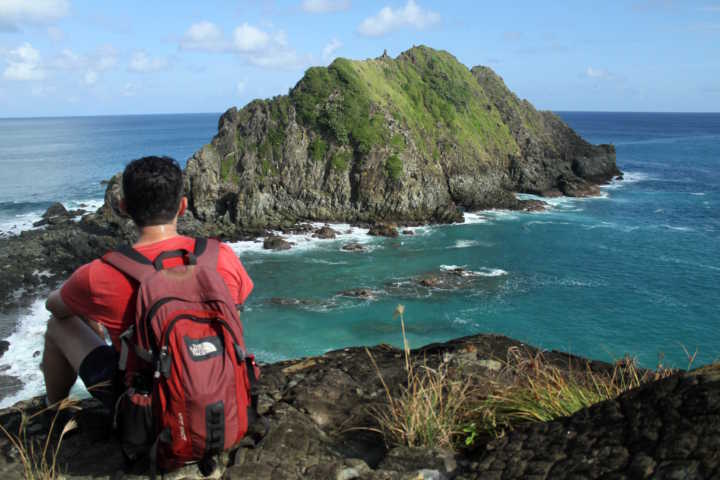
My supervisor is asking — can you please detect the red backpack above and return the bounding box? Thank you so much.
[102,238,259,474]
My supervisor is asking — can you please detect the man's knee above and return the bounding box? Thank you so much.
[45,314,69,349]
[43,315,105,371]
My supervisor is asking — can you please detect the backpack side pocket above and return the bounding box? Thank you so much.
[115,388,155,461]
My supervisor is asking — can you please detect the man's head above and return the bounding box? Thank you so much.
[122,156,184,227]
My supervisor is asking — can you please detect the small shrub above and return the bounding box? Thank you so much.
[261,158,274,176]
[220,153,238,182]
[331,150,351,171]
[385,154,403,180]
[308,138,327,162]
[390,134,405,152]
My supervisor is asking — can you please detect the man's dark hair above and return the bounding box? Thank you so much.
[122,156,183,227]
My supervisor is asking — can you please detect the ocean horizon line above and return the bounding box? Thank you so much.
[2,110,720,121]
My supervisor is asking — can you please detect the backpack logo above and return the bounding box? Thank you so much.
[184,335,223,360]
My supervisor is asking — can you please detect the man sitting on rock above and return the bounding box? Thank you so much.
[42,155,253,408]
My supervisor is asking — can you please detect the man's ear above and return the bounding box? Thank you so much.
[178,197,188,217]
[118,198,128,215]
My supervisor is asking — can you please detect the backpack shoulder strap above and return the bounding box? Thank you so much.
[102,245,156,283]
[193,237,220,269]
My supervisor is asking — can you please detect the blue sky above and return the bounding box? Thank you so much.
[0,0,718,117]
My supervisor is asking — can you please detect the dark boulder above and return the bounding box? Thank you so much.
[341,242,365,252]
[312,226,337,239]
[338,288,375,299]
[368,223,399,238]
[263,236,292,251]
[33,202,71,227]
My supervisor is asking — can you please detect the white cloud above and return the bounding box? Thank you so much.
[121,82,137,97]
[358,0,440,37]
[0,0,69,30]
[128,50,170,73]
[236,80,247,95]
[233,23,270,52]
[585,66,612,79]
[51,48,83,69]
[3,42,45,80]
[322,38,342,61]
[31,84,56,97]
[84,70,97,85]
[94,46,118,71]
[180,21,228,52]
[301,0,351,13]
[179,21,308,69]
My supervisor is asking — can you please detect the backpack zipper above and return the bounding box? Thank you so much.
[141,297,230,352]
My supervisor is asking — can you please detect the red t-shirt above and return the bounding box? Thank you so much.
[60,236,253,348]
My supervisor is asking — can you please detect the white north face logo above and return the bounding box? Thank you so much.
[189,341,218,357]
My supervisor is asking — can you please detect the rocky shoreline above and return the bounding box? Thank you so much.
[0,333,717,479]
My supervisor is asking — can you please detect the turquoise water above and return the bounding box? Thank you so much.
[0,113,718,384]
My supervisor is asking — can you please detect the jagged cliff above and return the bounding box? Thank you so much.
[185,45,619,231]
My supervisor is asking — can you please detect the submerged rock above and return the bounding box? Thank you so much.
[338,288,375,299]
[341,242,365,252]
[368,223,399,238]
[263,236,292,251]
[312,226,337,239]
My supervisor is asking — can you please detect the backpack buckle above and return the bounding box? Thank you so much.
[158,347,172,378]
[234,344,246,363]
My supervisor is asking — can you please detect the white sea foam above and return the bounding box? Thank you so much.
[0,212,41,236]
[228,222,377,256]
[462,212,489,224]
[0,198,104,236]
[660,224,694,232]
[0,299,90,408]
[601,171,654,190]
[440,264,508,277]
[690,192,706,196]
[452,239,480,249]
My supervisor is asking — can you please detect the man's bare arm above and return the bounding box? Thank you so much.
[46,289,106,340]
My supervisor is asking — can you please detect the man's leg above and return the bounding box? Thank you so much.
[42,315,105,404]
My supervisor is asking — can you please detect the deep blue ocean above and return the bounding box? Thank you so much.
[1,112,718,405]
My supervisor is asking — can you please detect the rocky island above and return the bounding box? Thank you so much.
[185,46,619,232]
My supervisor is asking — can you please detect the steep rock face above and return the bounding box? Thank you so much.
[185,46,620,231]
[472,66,619,196]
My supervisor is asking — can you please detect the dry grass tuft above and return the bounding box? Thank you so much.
[480,347,677,430]
[365,304,479,449]
[367,306,693,451]
[0,397,80,480]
